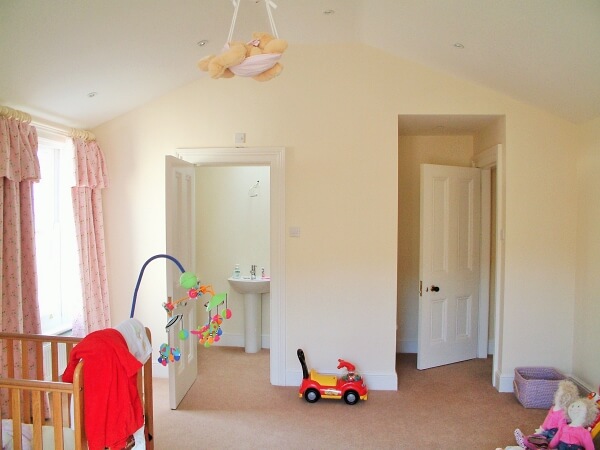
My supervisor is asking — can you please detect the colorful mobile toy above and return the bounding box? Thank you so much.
[297,349,368,405]
[129,254,233,365]
[157,343,181,366]
[168,272,232,349]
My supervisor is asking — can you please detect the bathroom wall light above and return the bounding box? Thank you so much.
[248,181,260,197]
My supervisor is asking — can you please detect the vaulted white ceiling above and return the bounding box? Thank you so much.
[1,0,599,129]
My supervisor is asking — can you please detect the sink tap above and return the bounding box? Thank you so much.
[250,265,257,280]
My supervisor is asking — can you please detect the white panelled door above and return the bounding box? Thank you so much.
[417,164,481,370]
[165,156,198,409]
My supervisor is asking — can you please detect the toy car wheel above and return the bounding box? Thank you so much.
[343,390,359,405]
[304,388,320,403]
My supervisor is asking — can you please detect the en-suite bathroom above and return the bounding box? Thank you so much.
[195,165,270,351]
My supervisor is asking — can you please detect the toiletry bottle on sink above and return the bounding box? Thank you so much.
[233,264,241,279]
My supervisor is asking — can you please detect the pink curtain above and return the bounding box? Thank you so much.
[71,137,111,336]
[0,116,42,416]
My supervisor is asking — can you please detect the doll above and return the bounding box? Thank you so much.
[548,398,598,450]
[514,379,580,449]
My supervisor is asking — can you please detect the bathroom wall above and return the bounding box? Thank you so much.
[195,165,270,347]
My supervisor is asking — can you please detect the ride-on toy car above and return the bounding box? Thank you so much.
[297,348,368,405]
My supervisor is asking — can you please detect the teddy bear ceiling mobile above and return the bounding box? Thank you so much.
[197,0,288,81]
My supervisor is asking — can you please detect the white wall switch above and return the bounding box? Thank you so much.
[289,226,301,237]
[235,132,246,145]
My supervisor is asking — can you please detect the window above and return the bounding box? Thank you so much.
[34,137,81,334]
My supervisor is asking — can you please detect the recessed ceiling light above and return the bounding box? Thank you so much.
[454,42,464,49]
[197,40,209,47]
[87,92,98,98]
[323,9,335,15]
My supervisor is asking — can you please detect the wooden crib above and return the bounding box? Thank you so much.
[0,330,154,450]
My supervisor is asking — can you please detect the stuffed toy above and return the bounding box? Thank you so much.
[197,41,247,79]
[197,32,287,81]
[513,379,580,449]
[548,398,598,450]
[248,31,288,81]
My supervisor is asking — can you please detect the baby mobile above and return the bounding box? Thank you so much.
[129,254,233,367]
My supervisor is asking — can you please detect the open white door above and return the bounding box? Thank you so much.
[417,164,481,370]
[165,155,198,409]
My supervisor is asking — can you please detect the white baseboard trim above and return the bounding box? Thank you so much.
[564,374,594,394]
[496,369,515,393]
[492,370,597,394]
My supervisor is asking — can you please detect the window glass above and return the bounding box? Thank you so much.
[34,139,81,334]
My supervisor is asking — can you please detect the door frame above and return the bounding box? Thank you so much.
[472,144,505,390]
[175,147,286,386]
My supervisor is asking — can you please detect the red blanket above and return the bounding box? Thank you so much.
[62,329,143,450]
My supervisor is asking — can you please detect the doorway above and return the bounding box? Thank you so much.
[175,147,287,386]
[195,165,270,349]
[396,114,505,388]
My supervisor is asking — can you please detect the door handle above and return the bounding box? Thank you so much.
[430,285,440,292]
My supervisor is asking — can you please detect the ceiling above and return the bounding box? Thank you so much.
[1,0,599,130]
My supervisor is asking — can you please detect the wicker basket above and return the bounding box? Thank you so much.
[513,367,566,409]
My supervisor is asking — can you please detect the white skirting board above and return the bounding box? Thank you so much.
[495,370,595,394]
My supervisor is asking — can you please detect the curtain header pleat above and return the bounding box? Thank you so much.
[73,137,109,189]
[0,117,40,182]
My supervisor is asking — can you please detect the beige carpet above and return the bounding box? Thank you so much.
[151,347,549,449]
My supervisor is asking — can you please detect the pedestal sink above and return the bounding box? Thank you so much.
[227,277,270,353]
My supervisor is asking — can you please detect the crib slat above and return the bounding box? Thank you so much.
[10,387,23,450]
[21,341,31,423]
[34,341,45,424]
[32,390,43,450]
[35,341,43,380]
[52,390,65,450]
[7,337,15,377]
[73,363,85,450]
[143,333,155,450]
[52,341,60,381]
[6,338,15,421]
[21,338,28,375]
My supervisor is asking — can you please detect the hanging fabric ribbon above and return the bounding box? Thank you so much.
[197,0,288,81]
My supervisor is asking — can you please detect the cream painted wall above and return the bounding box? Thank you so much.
[195,166,270,347]
[574,117,600,388]
[94,43,582,389]
[474,119,506,155]
[501,112,577,378]
[397,135,474,352]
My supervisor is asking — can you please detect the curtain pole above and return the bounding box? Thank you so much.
[1,104,95,141]
[0,105,32,123]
